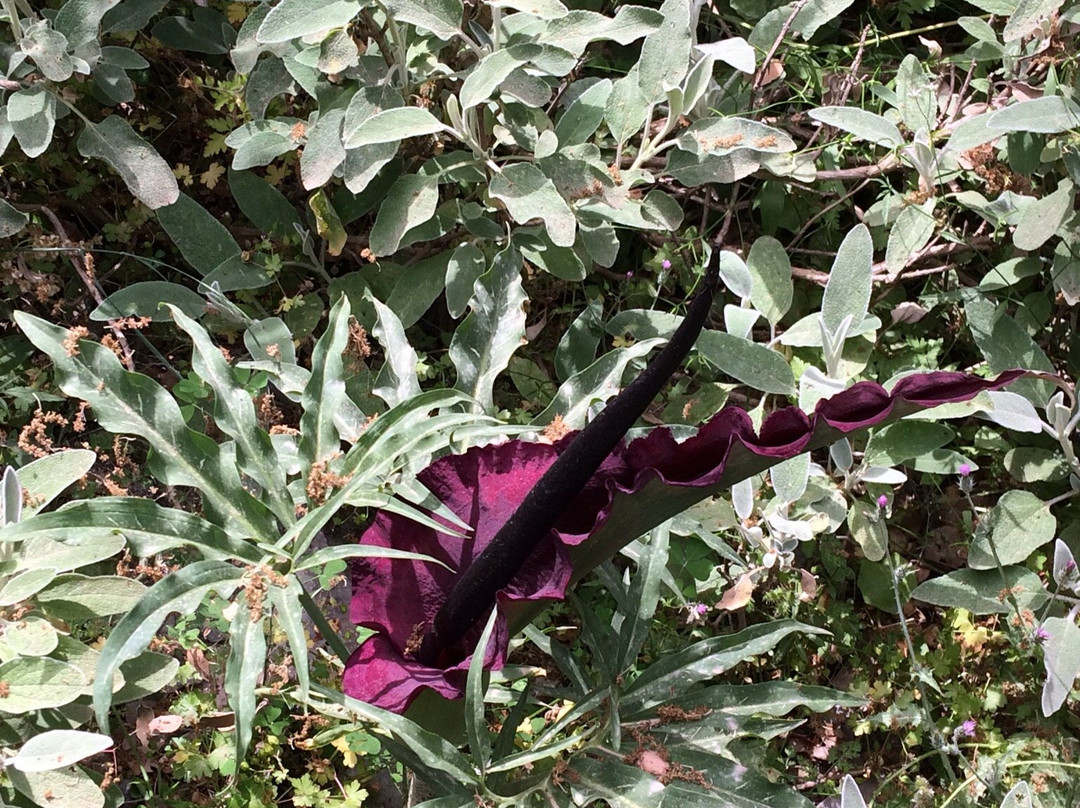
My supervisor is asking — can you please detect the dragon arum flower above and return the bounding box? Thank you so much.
[343,370,1024,713]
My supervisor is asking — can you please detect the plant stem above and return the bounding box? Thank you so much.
[298,587,351,663]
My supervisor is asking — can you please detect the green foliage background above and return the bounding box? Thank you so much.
[1,0,1080,805]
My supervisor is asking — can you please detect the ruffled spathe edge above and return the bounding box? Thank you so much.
[343,370,1026,712]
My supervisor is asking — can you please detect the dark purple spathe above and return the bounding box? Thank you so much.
[343,370,1025,712]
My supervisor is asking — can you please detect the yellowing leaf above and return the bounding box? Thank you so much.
[201,163,226,189]
[227,2,248,23]
[266,163,288,186]
[173,163,193,187]
[204,132,228,157]
[308,189,346,256]
[331,736,357,767]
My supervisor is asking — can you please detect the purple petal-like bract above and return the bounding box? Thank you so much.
[344,371,1024,712]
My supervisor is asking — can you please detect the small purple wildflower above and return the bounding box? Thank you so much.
[959,463,972,477]
[1067,560,1077,574]
[960,719,976,738]
[1034,625,1051,644]
[877,494,889,509]
[625,270,634,280]
[661,259,672,270]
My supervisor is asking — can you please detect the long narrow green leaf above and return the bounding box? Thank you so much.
[621,620,828,714]
[284,391,474,557]
[450,246,528,414]
[169,306,293,525]
[94,560,243,727]
[465,608,498,773]
[616,521,669,672]
[306,684,478,786]
[266,576,310,701]
[14,312,274,539]
[224,604,267,760]
[299,295,351,468]
[0,498,263,562]
[295,543,450,573]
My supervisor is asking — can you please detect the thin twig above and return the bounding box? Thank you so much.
[751,0,807,103]
[23,204,136,370]
[788,177,873,247]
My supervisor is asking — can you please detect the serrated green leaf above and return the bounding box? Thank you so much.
[94,560,242,727]
[77,116,179,209]
[450,246,528,414]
